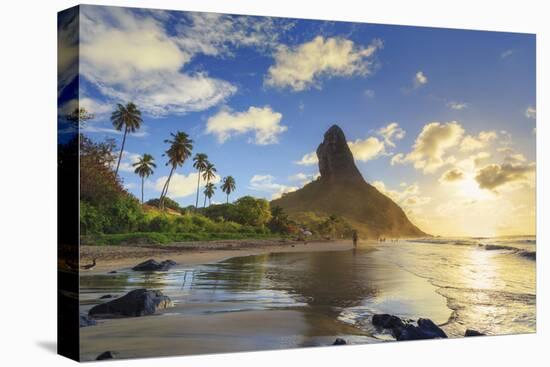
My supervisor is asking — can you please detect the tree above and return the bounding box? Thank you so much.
[132,153,156,204]
[110,102,143,177]
[65,107,94,127]
[234,196,271,227]
[192,153,209,210]
[159,131,193,210]
[202,162,217,207]
[203,182,216,206]
[221,176,236,204]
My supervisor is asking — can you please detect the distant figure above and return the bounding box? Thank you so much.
[303,230,312,244]
[81,258,97,270]
[352,230,358,248]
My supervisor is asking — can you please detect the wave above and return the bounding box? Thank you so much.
[407,238,536,261]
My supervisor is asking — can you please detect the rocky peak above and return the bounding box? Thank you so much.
[316,125,364,184]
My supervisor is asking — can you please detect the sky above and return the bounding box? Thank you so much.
[58,5,536,237]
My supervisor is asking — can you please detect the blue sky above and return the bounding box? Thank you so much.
[59,5,536,236]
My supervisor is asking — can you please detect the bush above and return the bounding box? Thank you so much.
[80,201,107,235]
[234,196,272,227]
[147,215,173,232]
[145,197,182,213]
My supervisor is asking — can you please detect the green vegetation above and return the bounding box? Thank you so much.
[81,231,275,247]
[76,104,349,246]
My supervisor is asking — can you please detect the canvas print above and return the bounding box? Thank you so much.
[58,4,536,362]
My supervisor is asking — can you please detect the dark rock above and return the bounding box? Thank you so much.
[79,313,97,327]
[88,289,173,318]
[465,329,485,337]
[316,125,364,185]
[518,251,536,260]
[372,314,447,341]
[332,338,347,345]
[108,270,117,274]
[99,294,113,299]
[96,351,115,360]
[132,259,177,271]
[372,314,405,330]
[417,318,448,338]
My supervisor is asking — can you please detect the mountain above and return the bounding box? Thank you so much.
[271,125,427,238]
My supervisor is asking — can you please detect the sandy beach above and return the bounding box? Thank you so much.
[78,237,535,361]
[79,239,360,274]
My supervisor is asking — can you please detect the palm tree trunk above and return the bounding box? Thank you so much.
[141,176,144,204]
[203,179,209,208]
[195,170,201,210]
[226,193,229,204]
[114,125,129,177]
[160,166,175,210]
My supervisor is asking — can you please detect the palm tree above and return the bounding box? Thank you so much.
[111,102,143,177]
[132,153,156,204]
[221,176,236,204]
[192,153,209,210]
[203,182,216,206]
[159,131,193,210]
[202,162,217,207]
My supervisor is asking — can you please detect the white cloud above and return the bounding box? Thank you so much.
[390,153,405,166]
[348,137,386,162]
[439,168,465,183]
[447,101,468,110]
[249,175,298,199]
[525,106,536,119]
[295,151,319,166]
[173,12,293,58]
[377,122,405,148]
[265,36,383,91]
[475,162,535,192]
[459,130,497,152]
[153,172,220,198]
[372,180,429,207]
[363,89,375,98]
[80,6,237,116]
[414,71,428,87]
[289,172,320,185]
[394,121,464,173]
[501,49,514,59]
[113,151,141,173]
[206,106,286,145]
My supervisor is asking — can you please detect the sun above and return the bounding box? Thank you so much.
[456,176,493,201]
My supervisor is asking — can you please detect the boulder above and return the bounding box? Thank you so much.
[96,351,115,360]
[79,313,97,327]
[132,259,177,271]
[372,314,405,330]
[88,289,173,318]
[372,314,447,341]
[465,329,485,337]
[332,338,347,345]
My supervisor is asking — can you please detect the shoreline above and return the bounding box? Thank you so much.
[79,239,372,274]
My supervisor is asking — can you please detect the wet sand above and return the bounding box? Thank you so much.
[80,306,378,360]
[80,239,364,274]
[79,240,377,360]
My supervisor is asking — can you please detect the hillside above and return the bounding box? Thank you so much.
[272,125,427,238]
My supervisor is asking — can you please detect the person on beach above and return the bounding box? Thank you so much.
[352,230,358,248]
